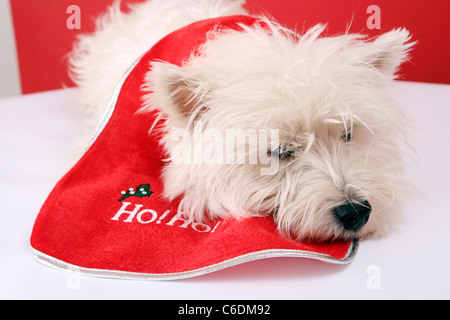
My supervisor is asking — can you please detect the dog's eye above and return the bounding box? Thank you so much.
[269,144,295,159]
[342,129,353,142]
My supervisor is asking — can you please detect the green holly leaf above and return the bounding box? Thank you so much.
[118,184,153,202]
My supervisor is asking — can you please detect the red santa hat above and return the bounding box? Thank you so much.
[30,15,357,280]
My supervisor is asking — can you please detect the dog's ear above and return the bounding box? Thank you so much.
[142,61,208,128]
[366,28,415,79]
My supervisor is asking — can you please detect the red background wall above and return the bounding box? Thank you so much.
[10,0,450,94]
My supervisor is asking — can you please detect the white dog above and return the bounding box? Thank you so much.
[69,0,414,241]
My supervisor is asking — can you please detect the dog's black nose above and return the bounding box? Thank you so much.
[333,200,372,232]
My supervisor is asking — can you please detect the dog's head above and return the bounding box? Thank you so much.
[141,20,414,241]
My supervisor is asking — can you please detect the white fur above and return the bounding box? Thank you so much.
[70,0,415,241]
[69,0,247,129]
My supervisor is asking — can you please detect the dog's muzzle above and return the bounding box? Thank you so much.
[333,200,372,232]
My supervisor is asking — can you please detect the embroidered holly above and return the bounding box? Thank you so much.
[118,184,153,202]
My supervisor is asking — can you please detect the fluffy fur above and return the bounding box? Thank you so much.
[69,0,415,241]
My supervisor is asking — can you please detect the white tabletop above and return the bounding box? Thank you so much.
[1,81,449,299]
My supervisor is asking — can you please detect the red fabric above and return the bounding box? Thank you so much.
[30,15,353,277]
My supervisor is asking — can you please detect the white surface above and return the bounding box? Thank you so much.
[0,81,449,299]
[0,0,21,98]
